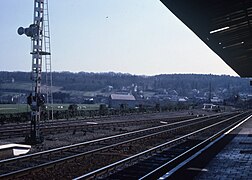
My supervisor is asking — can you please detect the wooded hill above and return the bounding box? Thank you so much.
[0,71,250,97]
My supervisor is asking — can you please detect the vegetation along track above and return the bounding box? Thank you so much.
[0,113,198,139]
[0,112,243,179]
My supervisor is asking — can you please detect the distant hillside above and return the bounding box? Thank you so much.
[0,71,250,97]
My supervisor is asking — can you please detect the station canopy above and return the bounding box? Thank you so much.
[161,0,252,77]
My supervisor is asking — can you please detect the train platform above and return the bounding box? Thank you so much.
[194,115,252,179]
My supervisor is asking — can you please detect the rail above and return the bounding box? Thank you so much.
[0,113,225,178]
[74,112,250,179]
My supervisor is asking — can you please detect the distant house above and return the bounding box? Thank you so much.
[109,94,137,109]
[210,96,223,104]
[202,103,220,112]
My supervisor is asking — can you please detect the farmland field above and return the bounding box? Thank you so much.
[0,104,29,114]
[0,104,100,114]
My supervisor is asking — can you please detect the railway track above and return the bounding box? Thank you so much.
[76,111,252,179]
[0,113,198,139]
[0,112,242,179]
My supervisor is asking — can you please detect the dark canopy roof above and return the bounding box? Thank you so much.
[161,0,252,77]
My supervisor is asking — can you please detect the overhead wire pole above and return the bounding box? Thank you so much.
[18,0,52,144]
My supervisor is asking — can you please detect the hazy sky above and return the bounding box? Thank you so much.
[0,0,238,76]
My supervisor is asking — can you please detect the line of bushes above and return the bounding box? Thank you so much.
[0,103,191,124]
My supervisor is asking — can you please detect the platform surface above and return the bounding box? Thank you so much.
[196,117,252,180]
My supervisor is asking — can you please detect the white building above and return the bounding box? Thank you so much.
[109,94,137,109]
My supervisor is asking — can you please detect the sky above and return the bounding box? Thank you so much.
[0,0,238,76]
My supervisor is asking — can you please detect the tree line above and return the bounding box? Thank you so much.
[0,71,250,96]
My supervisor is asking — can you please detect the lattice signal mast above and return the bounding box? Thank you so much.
[17,0,52,144]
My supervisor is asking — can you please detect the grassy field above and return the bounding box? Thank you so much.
[0,104,100,114]
[47,104,100,111]
[0,104,29,114]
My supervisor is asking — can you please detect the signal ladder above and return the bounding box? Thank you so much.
[43,0,53,120]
